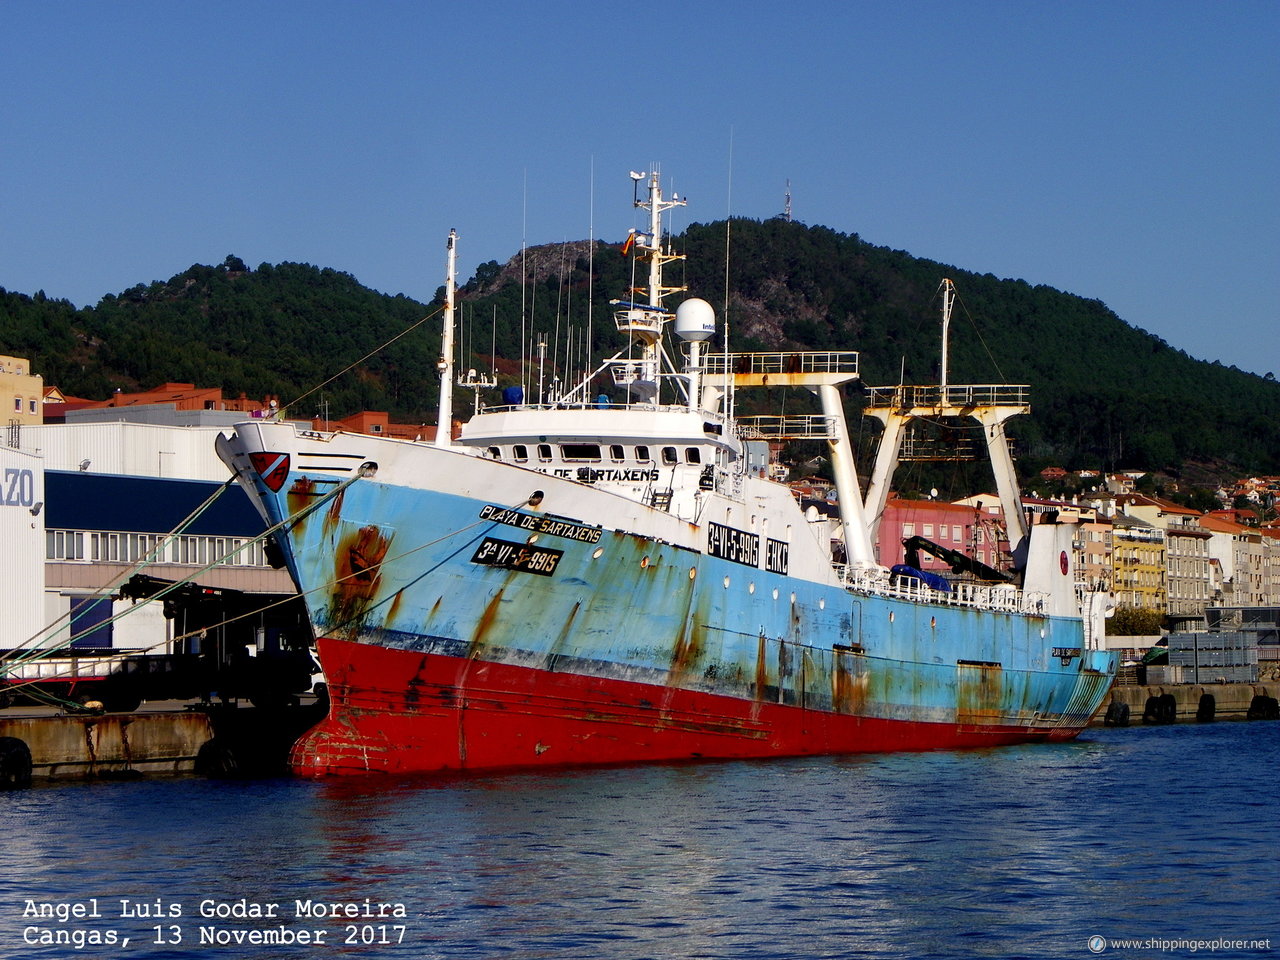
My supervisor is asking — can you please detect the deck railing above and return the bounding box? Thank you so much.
[838,564,1029,614]
[703,351,860,378]
[737,415,835,440]
[863,384,1029,409]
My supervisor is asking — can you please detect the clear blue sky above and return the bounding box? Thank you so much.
[3,1,1277,376]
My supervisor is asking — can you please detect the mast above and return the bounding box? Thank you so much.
[435,229,458,448]
[633,170,686,389]
[940,278,954,390]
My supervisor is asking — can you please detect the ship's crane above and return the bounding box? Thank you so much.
[902,535,1014,584]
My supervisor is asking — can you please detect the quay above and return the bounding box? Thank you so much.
[1098,682,1279,726]
[0,699,325,787]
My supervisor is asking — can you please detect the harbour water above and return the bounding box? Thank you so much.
[1,721,1275,959]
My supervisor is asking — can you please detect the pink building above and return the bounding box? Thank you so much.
[876,498,1003,573]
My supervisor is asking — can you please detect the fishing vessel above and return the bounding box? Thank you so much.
[217,170,1116,776]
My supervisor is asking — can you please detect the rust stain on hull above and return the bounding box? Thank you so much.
[287,477,319,536]
[832,649,868,716]
[323,484,347,538]
[469,588,506,656]
[956,661,1005,726]
[754,633,769,701]
[329,524,392,638]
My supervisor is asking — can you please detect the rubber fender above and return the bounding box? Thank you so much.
[1141,695,1162,724]
[1103,701,1130,727]
[1196,693,1215,723]
[0,737,33,790]
[1246,695,1280,722]
[194,738,241,779]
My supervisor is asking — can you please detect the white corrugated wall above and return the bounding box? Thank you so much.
[17,422,233,481]
[1,445,46,649]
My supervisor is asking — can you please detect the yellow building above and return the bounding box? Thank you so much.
[0,354,45,428]
[1111,514,1167,612]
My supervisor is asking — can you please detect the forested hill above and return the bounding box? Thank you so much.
[2,221,1278,482]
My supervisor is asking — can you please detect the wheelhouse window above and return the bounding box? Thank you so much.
[635,445,651,461]
[561,443,602,462]
[609,444,625,462]
[537,444,553,461]
[487,447,502,459]
[661,447,678,465]
[685,448,701,464]
[513,444,529,461]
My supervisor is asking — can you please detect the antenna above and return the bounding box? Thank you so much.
[783,179,792,222]
[537,334,547,405]
[723,128,734,422]
[520,170,528,398]
[588,157,595,394]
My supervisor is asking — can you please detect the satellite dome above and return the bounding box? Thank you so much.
[674,298,716,342]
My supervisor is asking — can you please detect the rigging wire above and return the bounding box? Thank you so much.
[6,474,240,658]
[4,467,367,668]
[951,286,1010,384]
[282,305,443,414]
[0,491,541,705]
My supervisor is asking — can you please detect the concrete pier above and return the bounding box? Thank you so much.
[0,699,326,785]
[1099,683,1278,724]
[1,710,214,779]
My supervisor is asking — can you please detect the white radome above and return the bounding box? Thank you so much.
[674,298,716,342]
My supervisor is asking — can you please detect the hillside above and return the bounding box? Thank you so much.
[2,223,1278,486]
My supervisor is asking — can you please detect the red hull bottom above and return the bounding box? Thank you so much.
[292,636,1085,777]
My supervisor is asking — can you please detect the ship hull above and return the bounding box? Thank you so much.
[218,421,1116,778]
[293,635,1100,776]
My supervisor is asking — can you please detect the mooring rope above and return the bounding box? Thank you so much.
[0,490,539,707]
[3,465,368,671]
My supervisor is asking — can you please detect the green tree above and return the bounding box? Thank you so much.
[1106,605,1164,636]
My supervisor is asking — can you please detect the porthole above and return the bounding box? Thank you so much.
[689,567,697,580]
[772,588,779,600]
[889,611,895,623]
[591,547,604,559]
[723,576,730,589]
[748,582,756,594]
[640,556,650,569]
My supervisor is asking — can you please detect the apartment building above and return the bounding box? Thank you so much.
[1110,514,1167,611]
